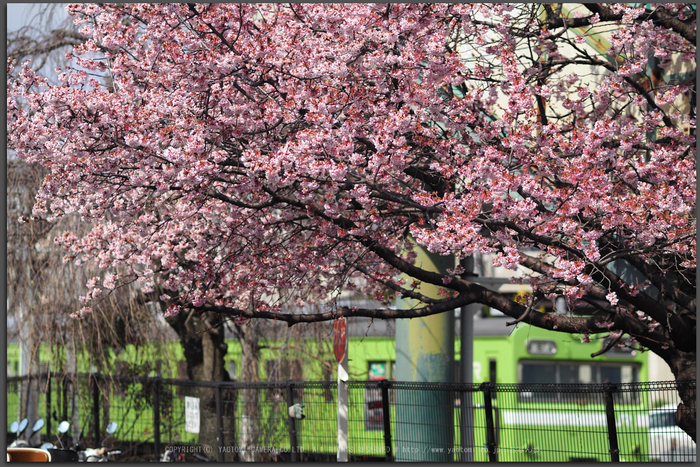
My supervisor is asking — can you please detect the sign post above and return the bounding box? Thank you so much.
[334,317,348,462]
[185,396,200,434]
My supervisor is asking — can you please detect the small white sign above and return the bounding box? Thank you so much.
[185,396,200,434]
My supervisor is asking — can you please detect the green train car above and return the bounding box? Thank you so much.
[219,318,651,462]
[8,316,655,462]
[5,316,648,385]
[219,318,652,462]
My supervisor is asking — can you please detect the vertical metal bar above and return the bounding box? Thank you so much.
[604,382,620,462]
[62,374,68,423]
[152,378,161,461]
[459,388,469,462]
[92,374,100,445]
[46,375,51,439]
[380,380,393,461]
[481,382,498,462]
[286,382,299,462]
[216,384,224,462]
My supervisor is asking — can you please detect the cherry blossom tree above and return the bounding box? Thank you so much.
[8,3,696,438]
[8,5,171,376]
[7,3,84,82]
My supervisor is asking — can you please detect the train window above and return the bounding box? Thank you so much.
[520,361,639,385]
[601,366,620,384]
[600,364,638,384]
[520,362,557,385]
[649,411,676,429]
[518,361,640,402]
[560,364,580,384]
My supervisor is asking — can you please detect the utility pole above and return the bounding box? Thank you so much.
[459,253,481,461]
[395,246,454,462]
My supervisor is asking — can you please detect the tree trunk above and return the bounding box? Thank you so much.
[238,321,262,462]
[665,350,696,442]
[18,245,41,440]
[166,311,236,460]
[67,337,81,445]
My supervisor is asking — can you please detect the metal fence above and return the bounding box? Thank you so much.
[7,374,697,462]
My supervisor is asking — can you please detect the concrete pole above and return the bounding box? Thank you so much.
[459,254,480,461]
[395,246,455,461]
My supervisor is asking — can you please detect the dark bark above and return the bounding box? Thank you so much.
[238,321,262,462]
[584,4,696,45]
[665,350,697,442]
[166,312,235,460]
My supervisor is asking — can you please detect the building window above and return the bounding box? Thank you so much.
[368,361,387,381]
[365,361,386,432]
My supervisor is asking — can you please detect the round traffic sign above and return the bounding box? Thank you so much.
[333,317,347,363]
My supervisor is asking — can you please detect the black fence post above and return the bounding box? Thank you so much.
[92,374,100,446]
[286,382,299,462]
[46,375,52,439]
[62,374,68,424]
[216,384,224,462]
[380,379,393,461]
[459,385,477,462]
[480,382,498,462]
[603,382,620,462]
[152,377,161,461]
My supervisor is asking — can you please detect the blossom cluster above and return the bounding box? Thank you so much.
[7,3,695,340]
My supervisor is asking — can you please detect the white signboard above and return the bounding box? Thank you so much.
[185,396,200,434]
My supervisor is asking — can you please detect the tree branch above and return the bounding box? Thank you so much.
[584,4,696,45]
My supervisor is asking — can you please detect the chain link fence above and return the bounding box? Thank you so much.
[7,374,696,462]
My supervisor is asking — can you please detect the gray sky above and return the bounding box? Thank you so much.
[7,3,69,32]
[8,3,37,31]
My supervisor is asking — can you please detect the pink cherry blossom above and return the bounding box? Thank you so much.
[606,292,619,306]
[6,5,694,367]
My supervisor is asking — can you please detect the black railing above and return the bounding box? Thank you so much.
[6,374,696,462]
